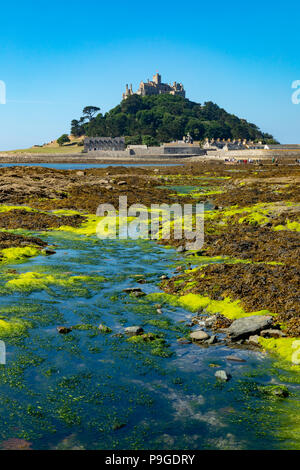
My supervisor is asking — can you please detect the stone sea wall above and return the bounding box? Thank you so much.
[206,149,300,160]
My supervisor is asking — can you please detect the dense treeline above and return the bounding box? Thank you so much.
[70,94,278,145]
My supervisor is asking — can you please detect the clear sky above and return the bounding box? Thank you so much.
[0,0,299,150]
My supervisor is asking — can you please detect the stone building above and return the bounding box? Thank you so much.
[84,137,125,153]
[122,73,185,100]
[202,138,265,151]
[163,142,205,155]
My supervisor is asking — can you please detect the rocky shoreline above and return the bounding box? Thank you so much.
[0,161,299,365]
[0,154,190,164]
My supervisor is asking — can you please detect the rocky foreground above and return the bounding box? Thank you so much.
[0,161,299,346]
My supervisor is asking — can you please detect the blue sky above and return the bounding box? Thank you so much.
[0,0,299,150]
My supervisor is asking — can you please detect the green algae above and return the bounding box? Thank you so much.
[182,255,284,271]
[52,209,84,216]
[221,203,269,225]
[147,292,274,320]
[0,302,63,329]
[0,205,135,239]
[54,213,101,236]
[57,404,82,426]
[170,189,223,198]
[259,337,300,372]
[0,205,38,213]
[72,324,96,331]
[184,255,229,266]
[98,324,112,333]
[203,203,271,226]
[127,333,173,358]
[0,246,41,264]
[173,280,184,285]
[191,190,223,198]
[258,384,289,399]
[227,379,300,450]
[208,202,300,230]
[273,220,300,232]
[127,333,159,344]
[0,352,45,392]
[238,211,269,225]
[53,213,135,238]
[147,319,172,329]
[0,318,30,338]
[4,271,106,294]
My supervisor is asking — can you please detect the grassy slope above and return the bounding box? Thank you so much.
[0,136,84,154]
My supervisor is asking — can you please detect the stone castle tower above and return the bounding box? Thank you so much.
[122,73,185,100]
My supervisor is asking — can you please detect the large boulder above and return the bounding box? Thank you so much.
[226,315,273,341]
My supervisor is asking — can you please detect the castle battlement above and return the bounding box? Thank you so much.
[122,73,185,100]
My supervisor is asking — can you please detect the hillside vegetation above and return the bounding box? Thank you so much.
[71,94,278,146]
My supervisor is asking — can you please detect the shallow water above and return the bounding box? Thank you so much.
[0,232,299,450]
[0,163,182,170]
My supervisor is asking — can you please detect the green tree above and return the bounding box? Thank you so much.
[136,110,158,136]
[142,135,160,147]
[121,94,145,114]
[106,113,128,137]
[57,134,70,146]
[125,135,142,146]
[86,113,106,137]
[82,106,100,121]
[231,123,250,140]
[204,121,231,139]
[71,119,84,137]
[185,118,205,140]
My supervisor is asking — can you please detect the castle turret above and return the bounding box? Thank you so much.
[153,73,161,85]
[122,83,134,100]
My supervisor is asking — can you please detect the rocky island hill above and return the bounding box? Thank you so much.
[71,94,277,147]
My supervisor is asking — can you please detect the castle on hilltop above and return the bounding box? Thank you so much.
[122,73,186,100]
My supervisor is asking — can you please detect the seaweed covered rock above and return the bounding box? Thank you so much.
[0,208,86,230]
[259,385,289,399]
[98,324,112,333]
[210,313,233,330]
[0,231,46,249]
[125,326,144,335]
